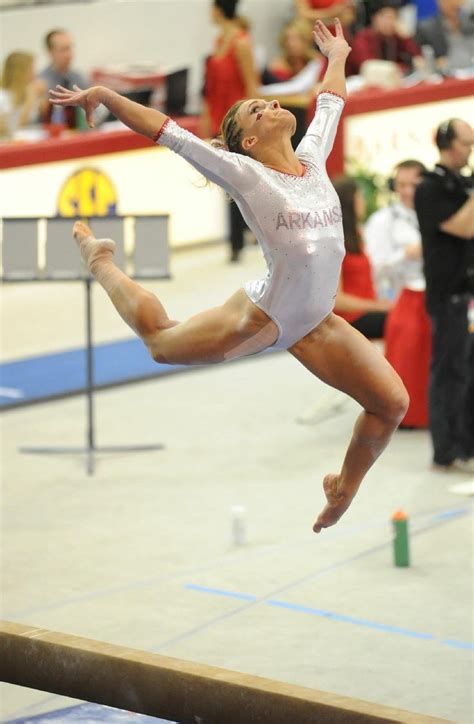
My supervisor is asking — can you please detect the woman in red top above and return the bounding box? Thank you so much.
[202,1,258,138]
[333,177,392,338]
[201,0,259,262]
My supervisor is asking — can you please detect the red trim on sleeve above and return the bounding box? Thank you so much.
[317,90,346,103]
[153,117,171,143]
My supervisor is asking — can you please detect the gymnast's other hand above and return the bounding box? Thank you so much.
[313,473,352,533]
[49,84,103,128]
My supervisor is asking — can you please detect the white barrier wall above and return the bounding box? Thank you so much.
[0,145,229,247]
[0,0,293,110]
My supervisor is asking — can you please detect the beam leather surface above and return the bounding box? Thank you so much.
[0,621,449,724]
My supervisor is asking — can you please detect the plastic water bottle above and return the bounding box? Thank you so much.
[49,104,66,138]
[421,45,436,78]
[231,505,246,546]
[392,510,410,566]
[51,104,65,125]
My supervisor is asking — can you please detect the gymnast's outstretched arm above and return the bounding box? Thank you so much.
[295,19,350,162]
[49,84,276,367]
[49,85,260,198]
[50,84,168,139]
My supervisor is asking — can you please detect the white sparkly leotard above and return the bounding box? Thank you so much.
[155,91,345,349]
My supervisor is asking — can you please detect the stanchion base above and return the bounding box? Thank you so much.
[20,445,164,454]
[19,444,164,476]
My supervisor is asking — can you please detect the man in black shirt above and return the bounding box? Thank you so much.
[415,118,474,471]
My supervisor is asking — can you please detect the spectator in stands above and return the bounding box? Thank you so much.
[416,0,474,73]
[39,29,89,128]
[350,0,424,74]
[0,52,45,138]
[201,0,259,263]
[263,18,319,83]
[256,21,323,148]
[365,160,425,297]
[414,118,474,471]
[365,160,430,428]
[333,176,392,338]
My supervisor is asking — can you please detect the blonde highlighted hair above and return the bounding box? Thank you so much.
[1,52,34,107]
[218,99,247,155]
[279,19,316,70]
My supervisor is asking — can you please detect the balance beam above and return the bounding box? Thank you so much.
[0,620,448,724]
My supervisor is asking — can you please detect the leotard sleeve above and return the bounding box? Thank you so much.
[295,91,345,164]
[154,118,260,199]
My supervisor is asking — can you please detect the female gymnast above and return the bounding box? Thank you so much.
[50,20,408,534]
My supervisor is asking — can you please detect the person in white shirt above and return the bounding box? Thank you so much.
[49,20,409,534]
[365,160,431,428]
[365,160,426,298]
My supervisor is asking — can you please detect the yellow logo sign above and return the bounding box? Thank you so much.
[58,167,118,217]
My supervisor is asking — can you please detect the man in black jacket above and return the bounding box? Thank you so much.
[415,118,473,471]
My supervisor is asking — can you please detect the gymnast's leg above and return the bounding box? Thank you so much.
[289,313,409,533]
[73,222,278,365]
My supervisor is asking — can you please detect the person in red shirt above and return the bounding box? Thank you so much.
[333,176,392,337]
[201,1,258,138]
[201,0,259,262]
[351,0,423,74]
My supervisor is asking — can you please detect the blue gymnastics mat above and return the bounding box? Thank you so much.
[0,338,192,410]
[0,339,276,410]
[5,702,174,723]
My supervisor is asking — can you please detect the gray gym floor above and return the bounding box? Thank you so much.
[1,243,473,723]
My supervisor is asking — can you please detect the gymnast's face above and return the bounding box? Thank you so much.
[237,99,296,154]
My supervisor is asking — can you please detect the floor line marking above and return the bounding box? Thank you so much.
[152,506,471,652]
[184,586,471,648]
[185,584,256,602]
[440,639,474,651]
[265,600,436,639]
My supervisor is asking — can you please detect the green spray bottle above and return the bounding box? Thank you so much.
[392,509,410,567]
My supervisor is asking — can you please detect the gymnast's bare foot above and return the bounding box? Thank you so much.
[313,473,352,533]
[73,221,116,271]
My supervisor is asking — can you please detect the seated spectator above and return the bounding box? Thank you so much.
[0,52,45,138]
[416,0,474,72]
[263,19,319,84]
[351,0,423,74]
[365,160,431,427]
[38,29,89,128]
[333,176,392,339]
[261,18,324,145]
